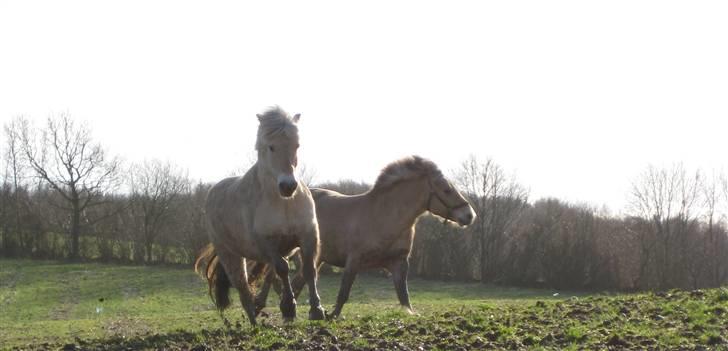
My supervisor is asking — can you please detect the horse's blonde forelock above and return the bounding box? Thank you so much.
[255,106,299,150]
[373,155,443,190]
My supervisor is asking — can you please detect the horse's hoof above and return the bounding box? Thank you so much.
[255,304,268,317]
[281,310,296,321]
[309,306,326,320]
[280,298,297,320]
[255,303,266,316]
[256,309,270,318]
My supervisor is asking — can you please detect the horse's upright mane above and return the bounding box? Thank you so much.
[372,155,443,191]
[256,106,298,150]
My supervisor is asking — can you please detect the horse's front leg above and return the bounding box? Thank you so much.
[300,232,326,320]
[390,256,414,314]
[261,239,297,321]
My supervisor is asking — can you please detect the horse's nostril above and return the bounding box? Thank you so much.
[278,181,297,197]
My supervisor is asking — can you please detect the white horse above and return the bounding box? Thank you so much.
[196,106,325,325]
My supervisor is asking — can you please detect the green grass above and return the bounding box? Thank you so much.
[1,259,726,350]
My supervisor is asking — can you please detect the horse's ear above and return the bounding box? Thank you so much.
[292,113,301,123]
[256,114,263,122]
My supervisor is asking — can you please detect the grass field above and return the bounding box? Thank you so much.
[1,259,726,350]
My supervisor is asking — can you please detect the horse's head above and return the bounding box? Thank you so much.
[256,107,301,198]
[426,174,476,227]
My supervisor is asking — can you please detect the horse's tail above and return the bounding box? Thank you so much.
[245,248,304,287]
[194,244,231,311]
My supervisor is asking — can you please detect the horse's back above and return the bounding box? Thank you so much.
[310,187,363,203]
[310,188,367,222]
[310,187,339,201]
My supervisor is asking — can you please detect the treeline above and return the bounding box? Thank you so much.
[412,161,728,291]
[1,114,210,264]
[1,114,727,291]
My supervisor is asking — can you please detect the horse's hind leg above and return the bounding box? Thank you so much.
[217,252,257,325]
[330,257,359,319]
[291,261,323,299]
[299,236,326,320]
[261,240,297,321]
[390,256,414,313]
[290,251,306,298]
[254,269,275,316]
[273,255,297,321]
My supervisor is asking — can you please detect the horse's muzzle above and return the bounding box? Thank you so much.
[278,180,298,198]
[457,212,474,226]
[454,207,476,227]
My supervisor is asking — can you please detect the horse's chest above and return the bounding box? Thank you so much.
[254,199,315,236]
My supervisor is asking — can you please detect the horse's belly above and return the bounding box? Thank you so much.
[355,236,412,270]
[358,250,408,270]
[320,250,346,268]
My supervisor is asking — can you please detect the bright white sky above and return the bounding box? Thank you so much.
[1,1,727,212]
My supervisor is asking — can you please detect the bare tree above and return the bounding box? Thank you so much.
[456,155,529,283]
[296,162,317,187]
[699,170,725,287]
[2,118,30,254]
[18,113,121,260]
[315,179,370,195]
[723,172,728,205]
[629,163,701,289]
[176,182,212,263]
[227,152,257,177]
[129,159,189,263]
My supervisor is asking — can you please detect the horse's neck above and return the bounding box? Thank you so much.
[251,162,279,198]
[368,177,429,231]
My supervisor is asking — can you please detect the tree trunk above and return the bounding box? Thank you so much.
[70,198,81,260]
[480,221,488,284]
[145,240,153,264]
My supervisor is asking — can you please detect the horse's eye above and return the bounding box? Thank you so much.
[268,145,275,152]
[444,189,453,195]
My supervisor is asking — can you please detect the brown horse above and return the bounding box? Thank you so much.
[253,156,476,318]
[195,107,325,325]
